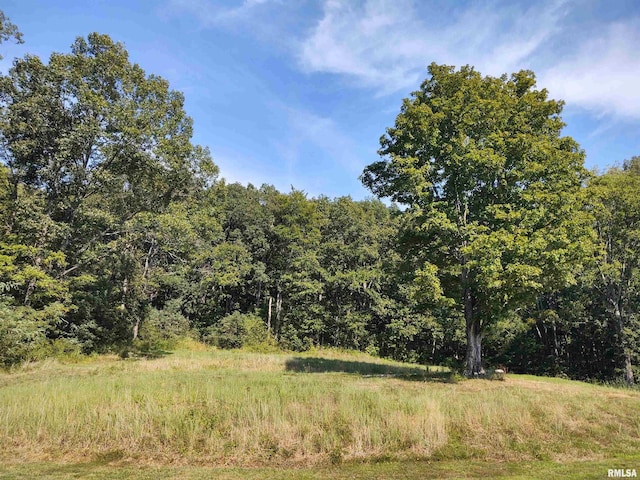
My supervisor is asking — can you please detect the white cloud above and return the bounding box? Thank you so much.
[298,0,567,94]
[298,0,640,120]
[540,21,640,120]
[161,0,640,121]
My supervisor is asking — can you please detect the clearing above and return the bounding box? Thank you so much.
[1,346,639,479]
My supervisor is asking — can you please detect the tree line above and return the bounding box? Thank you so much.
[0,22,638,384]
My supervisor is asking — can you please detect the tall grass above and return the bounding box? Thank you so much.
[1,348,639,467]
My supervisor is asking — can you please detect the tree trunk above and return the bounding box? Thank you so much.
[267,296,272,332]
[465,318,484,376]
[132,317,140,341]
[613,303,635,385]
[463,285,484,376]
[226,294,232,314]
[24,277,36,306]
[624,353,635,385]
[275,289,282,335]
[256,281,262,308]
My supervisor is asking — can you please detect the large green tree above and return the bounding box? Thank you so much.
[589,157,640,384]
[362,63,591,375]
[0,33,215,343]
[0,33,214,227]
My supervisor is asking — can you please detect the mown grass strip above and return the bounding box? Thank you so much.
[2,456,640,480]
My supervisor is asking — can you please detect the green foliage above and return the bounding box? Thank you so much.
[0,304,46,367]
[0,32,216,347]
[137,300,192,351]
[204,311,272,350]
[587,157,640,383]
[0,33,213,222]
[362,63,592,374]
[0,301,76,367]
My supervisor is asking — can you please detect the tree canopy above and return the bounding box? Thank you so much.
[588,157,640,384]
[362,63,593,375]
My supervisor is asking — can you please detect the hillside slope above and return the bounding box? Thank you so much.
[1,347,639,478]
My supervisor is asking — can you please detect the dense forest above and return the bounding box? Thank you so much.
[0,20,638,384]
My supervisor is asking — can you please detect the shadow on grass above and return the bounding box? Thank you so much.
[284,357,456,383]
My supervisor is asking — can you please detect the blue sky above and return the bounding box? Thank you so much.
[1,0,639,199]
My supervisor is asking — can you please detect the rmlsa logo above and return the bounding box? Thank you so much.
[609,469,638,478]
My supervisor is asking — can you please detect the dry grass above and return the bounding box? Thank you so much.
[1,347,639,468]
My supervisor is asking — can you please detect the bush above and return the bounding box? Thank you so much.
[204,312,274,350]
[0,302,89,367]
[278,324,313,352]
[0,303,48,367]
[137,300,192,351]
[41,338,84,362]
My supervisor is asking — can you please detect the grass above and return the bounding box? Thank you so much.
[1,346,639,478]
[1,456,639,479]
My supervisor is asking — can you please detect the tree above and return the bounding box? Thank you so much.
[264,188,324,347]
[0,33,216,343]
[362,63,591,376]
[589,157,640,384]
[0,33,214,226]
[215,182,273,311]
[318,196,394,350]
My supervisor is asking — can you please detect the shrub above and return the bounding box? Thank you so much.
[0,303,47,367]
[204,312,273,350]
[0,302,88,366]
[41,338,84,362]
[278,324,313,352]
[137,300,192,351]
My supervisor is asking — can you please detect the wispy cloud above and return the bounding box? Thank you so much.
[298,0,568,95]
[211,105,367,197]
[279,106,364,174]
[540,20,640,120]
[298,0,640,120]
[161,0,640,122]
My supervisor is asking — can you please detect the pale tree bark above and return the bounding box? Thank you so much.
[275,289,282,335]
[120,277,140,342]
[624,355,635,386]
[132,317,140,341]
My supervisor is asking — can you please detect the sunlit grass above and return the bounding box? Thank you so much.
[1,345,639,472]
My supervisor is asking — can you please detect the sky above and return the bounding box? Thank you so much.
[1,0,639,200]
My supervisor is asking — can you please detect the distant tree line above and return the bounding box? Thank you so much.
[0,22,638,384]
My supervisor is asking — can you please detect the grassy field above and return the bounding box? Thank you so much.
[1,344,639,479]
